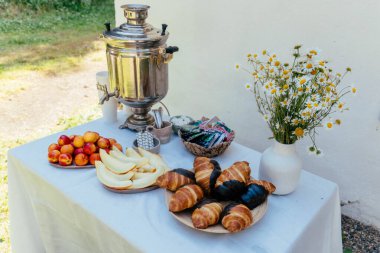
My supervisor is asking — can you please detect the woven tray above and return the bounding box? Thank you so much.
[178,130,235,158]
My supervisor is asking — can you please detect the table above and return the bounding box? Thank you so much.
[8,115,343,253]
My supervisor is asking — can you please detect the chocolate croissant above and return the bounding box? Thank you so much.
[213,161,251,200]
[156,168,195,191]
[193,157,221,194]
[248,179,276,194]
[221,203,253,233]
[240,180,276,210]
[169,184,204,212]
[215,161,251,187]
[191,200,223,229]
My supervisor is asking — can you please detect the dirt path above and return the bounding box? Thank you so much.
[0,50,107,141]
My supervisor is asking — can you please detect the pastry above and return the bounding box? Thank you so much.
[191,200,223,229]
[169,184,204,212]
[156,168,195,191]
[213,161,251,200]
[221,203,253,233]
[193,157,221,194]
[240,180,275,209]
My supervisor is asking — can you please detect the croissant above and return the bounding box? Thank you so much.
[221,203,253,233]
[213,161,251,200]
[240,180,276,210]
[156,168,195,191]
[215,161,251,187]
[248,179,276,194]
[169,184,204,212]
[193,157,221,194]
[191,200,223,229]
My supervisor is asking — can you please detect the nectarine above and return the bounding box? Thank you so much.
[109,138,117,146]
[73,148,84,156]
[60,144,74,155]
[58,153,72,166]
[73,136,85,148]
[58,135,71,146]
[112,143,122,152]
[74,153,89,166]
[89,153,101,165]
[97,137,110,149]
[48,143,61,152]
[83,142,96,155]
[48,150,61,163]
[83,131,100,143]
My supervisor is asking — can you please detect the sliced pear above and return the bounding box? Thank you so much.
[99,149,136,174]
[95,161,132,190]
[109,148,149,167]
[125,148,141,158]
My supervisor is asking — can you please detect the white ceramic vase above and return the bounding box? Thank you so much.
[259,140,302,195]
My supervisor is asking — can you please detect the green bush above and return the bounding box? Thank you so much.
[3,0,103,11]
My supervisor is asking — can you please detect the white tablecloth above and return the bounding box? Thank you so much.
[8,116,343,253]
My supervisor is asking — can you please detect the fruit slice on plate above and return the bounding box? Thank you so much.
[109,147,149,168]
[125,148,141,159]
[95,161,132,190]
[130,166,165,189]
[137,147,170,173]
[99,149,135,174]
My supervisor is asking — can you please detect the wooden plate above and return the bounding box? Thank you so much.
[103,185,159,194]
[50,162,94,169]
[165,190,268,233]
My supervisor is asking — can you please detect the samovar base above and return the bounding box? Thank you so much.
[119,107,155,131]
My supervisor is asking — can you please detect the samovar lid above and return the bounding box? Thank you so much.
[102,4,168,47]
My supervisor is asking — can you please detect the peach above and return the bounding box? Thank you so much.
[73,136,85,148]
[58,153,72,166]
[60,144,74,155]
[74,153,89,166]
[48,150,61,163]
[73,148,84,156]
[89,153,101,165]
[109,138,117,146]
[97,137,110,149]
[48,143,61,152]
[83,142,96,155]
[112,143,123,152]
[58,135,71,146]
[83,131,100,143]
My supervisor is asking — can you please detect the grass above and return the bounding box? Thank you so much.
[0,1,111,251]
[0,0,115,78]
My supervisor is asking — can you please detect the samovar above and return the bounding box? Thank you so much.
[100,4,178,131]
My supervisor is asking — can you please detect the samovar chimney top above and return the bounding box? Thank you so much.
[121,4,150,26]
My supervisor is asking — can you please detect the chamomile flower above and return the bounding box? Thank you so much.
[294,127,304,138]
[245,83,252,90]
[335,119,342,125]
[307,146,316,155]
[263,114,271,122]
[315,149,324,157]
[296,76,310,86]
[337,102,345,111]
[324,120,334,130]
[291,119,300,126]
[235,64,240,70]
[281,100,289,107]
[284,116,291,123]
[351,86,357,95]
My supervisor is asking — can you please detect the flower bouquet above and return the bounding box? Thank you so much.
[237,45,356,194]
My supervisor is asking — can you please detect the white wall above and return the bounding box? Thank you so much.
[114,0,380,227]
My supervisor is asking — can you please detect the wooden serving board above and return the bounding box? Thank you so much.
[165,190,268,234]
[49,162,95,169]
[103,185,159,194]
